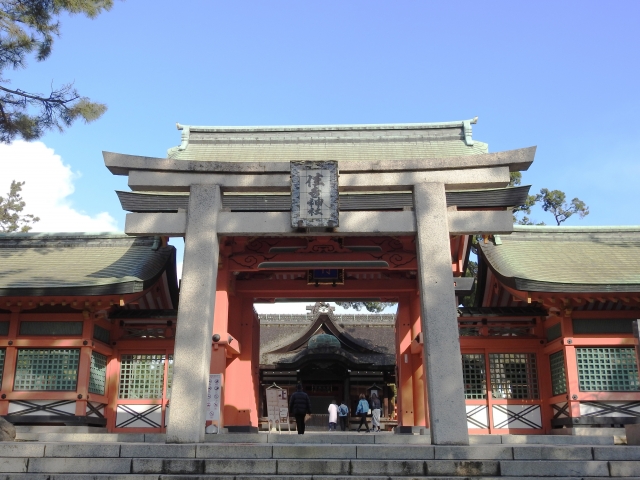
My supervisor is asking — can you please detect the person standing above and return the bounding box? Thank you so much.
[327,399,338,431]
[338,400,349,432]
[355,393,370,433]
[370,392,382,432]
[289,384,312,435]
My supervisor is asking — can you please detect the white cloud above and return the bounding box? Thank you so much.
[0,141,118,232]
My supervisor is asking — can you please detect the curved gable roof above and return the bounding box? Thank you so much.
[0,233,177,297]
[267,306,380,354]
[478,226,640,293]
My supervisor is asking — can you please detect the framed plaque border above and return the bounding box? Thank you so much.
[291,161,339,228]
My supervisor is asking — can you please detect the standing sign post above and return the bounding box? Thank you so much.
[206,374,222,433]
[265,384,291,433]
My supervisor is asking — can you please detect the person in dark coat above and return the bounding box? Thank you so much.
[288,383,312,434]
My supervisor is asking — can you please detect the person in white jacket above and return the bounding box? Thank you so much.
[328,399,339,431]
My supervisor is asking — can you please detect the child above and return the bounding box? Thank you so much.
[338,400,349,431]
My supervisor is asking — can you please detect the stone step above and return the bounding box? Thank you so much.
[14,432,618,445]
[0,470,640,480]
[14,426,108,434]
[0,456,637,476]
[2,443,640,460]
[4,477,640,480]
[0,442,638,478]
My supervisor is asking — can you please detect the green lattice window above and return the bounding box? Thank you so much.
[549,350,567,396]
[14,349,79,391]
[19,321,83,336]
[89,351,108,395]
[462,354,487,399]
[118,354,167,399]
[489,353,539,399]
[0,349,5,389]
[576,347,640,392]
[166,354,174,398]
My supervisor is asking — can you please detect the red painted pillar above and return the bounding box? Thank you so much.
[395,297,415,426]
[210,264,230,428]
[411,294,427,427]
[562,314,581,418]
[0,309,20,416]
[224,296,259,427]
[75,311,93,416]
[252,309,261,422]
[105,353,120,432]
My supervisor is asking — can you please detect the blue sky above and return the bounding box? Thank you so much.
[2,1,639,312]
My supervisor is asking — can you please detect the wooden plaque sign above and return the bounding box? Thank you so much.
[291,161,339,228]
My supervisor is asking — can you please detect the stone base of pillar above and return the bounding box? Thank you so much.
[625,424,640,444]
[394,426,427,435]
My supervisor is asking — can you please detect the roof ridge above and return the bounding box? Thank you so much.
[0,232,128,238]
[513,225,640,233]
[175,118,478,133]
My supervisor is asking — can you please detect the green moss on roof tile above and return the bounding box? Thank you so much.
[167,119,488,161]
[480,227,640,292]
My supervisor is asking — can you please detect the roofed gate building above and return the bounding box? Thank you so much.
[0,119,638,444]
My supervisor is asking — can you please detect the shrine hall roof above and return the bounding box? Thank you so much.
[0,233,177,297]
[167,118,488,162]
[478,226,640,293]
[259,314,396,367]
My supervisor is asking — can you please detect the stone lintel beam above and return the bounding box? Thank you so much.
[447,209,513,234]
[127,167,510,193]
[104,146,535,175]
[125,212,187,236]
[124,210,512,236]
[339,167,509,191]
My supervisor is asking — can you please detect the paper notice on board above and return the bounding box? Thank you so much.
[266,388,289,423]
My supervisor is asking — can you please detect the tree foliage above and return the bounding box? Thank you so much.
[535,188,589,226]
[509,172,540,225]
[0,0,113,143]
[334,301,396,313]
[0,180,39,232]
[510,172,589,226]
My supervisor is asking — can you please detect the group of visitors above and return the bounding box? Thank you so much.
[288,383,383,434]
[354,392,382,433]
[327,398,350,431]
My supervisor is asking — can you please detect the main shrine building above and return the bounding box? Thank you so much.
[0,119,638,445]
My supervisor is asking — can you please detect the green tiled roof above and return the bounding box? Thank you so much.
[479,226,640,293]
[167,119,488,161]
[0,233,175,297]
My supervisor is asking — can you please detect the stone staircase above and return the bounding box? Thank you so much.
[0,433,638,479]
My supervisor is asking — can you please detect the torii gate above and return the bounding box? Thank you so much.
[104,120,535,445]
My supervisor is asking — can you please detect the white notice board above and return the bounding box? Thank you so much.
[266,388,289,423]
[206,374,222,421]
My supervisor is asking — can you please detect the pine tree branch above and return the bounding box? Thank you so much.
[0,84,79,105]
